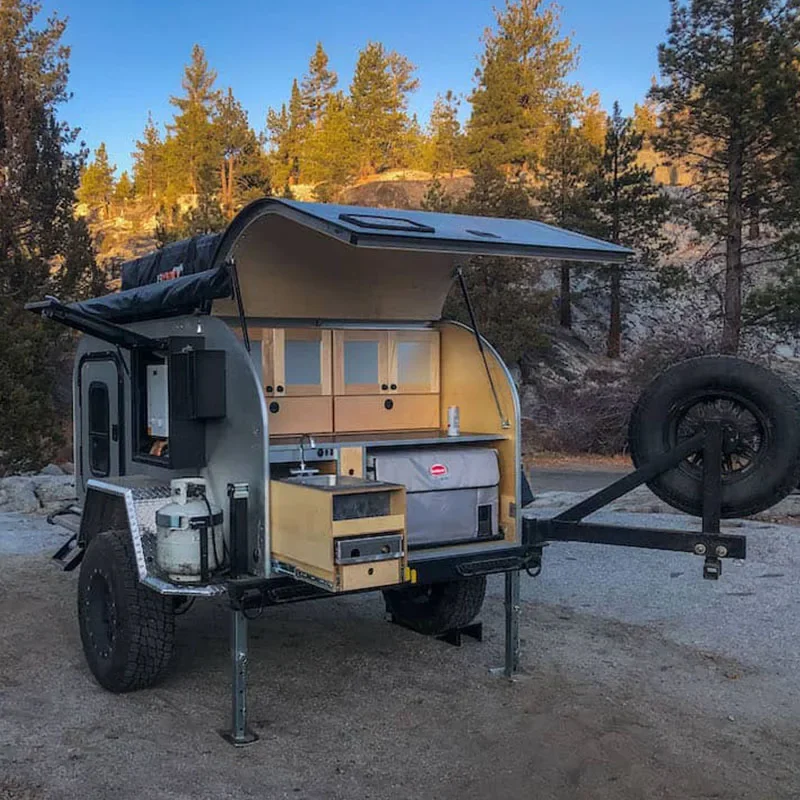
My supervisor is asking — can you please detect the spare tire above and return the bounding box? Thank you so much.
[629,355,800,518]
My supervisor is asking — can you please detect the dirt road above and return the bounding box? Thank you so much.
[1,511,799,800]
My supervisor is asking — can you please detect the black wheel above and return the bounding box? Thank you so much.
[383,576,486,635]
[629,356,800,518]
[77,530,175,692]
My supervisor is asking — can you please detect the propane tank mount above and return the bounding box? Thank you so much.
[155,478,225,583]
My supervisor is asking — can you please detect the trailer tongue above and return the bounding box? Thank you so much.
[28,198,800,745]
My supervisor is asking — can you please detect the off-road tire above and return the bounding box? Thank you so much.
[629,355,800,518]
[383,576,486,635]
[78,529,175,692]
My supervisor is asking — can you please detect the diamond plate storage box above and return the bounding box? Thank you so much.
[371,447,500,546]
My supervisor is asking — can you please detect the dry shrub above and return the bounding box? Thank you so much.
[524,326,718,455]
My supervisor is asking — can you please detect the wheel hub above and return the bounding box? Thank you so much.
[672,393,768,479]
[86,569,116,660]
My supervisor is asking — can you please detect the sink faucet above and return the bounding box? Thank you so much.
[291,433,319,476]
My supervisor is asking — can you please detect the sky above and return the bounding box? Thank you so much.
[41,0,671,174]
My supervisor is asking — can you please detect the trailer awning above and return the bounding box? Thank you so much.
[117,198,633,323]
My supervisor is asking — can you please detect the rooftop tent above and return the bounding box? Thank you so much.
[118,199,633,323]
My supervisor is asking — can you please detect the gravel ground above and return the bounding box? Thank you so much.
[1,510,799,800]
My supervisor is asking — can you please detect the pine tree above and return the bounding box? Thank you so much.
[302,91,358,199]
[301,42,338,128]
[113,170,134,212]
[286,78,308,182]
[266,102,292,188]
[0,0,100,471]
[536,95,602,329]
[168,44,220,197]
[467,0,578,171]
[132,112,164,201]
[349,41,419,175]
[588,102,671,358]
[78,142,116,218]
[652,0,800,353]
[213,87,262,218]
[425,91,464,177]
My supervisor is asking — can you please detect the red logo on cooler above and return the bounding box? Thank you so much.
[430,463,448,477]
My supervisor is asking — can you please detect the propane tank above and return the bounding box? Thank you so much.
[155,478,224,582]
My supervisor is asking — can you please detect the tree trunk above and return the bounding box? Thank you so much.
[721,157,744,354]
[721,2,745,356]
[559,264,572,328]
[606,265,622,358]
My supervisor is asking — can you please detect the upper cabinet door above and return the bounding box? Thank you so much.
[333,330,389,395]
[265,329,332,396]
[388,330,440,394]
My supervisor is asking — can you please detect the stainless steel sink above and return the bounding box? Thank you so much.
[284,474,340,487]
[281,474,387,491]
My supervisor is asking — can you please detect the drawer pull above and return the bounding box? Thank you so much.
[390,383,397,390]
[381,383,388,391]
[384,399,394,410]
[269,401,280,413]
[266,385,274,393]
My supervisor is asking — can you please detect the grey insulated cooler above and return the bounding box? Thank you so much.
[371,447,500,546]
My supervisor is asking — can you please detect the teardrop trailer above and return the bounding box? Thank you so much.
[28,199,800,745]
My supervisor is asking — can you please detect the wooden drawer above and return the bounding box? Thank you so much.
[339,559,403,591]
[334,394,439,432]
[266,396,333,435]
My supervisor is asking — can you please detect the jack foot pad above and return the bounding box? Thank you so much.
[436,622,483,647]
[219,729,260,747]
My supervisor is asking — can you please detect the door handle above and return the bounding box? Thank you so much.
[111,424,119,442]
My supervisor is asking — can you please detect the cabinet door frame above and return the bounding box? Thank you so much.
[387,330,440,394]
[333,330,389,395]
[263,328,332,397]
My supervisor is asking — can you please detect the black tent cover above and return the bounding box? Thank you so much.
[120,233,221,290]
[71,262,231,323]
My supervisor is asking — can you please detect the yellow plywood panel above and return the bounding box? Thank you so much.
[266,396,333,435]
[388,330,440,394]
[338,446,364,477]
[333,330,389,395]
[439,321,518,542]
[338,559,403,591]
[214,214,457,321]
[331,514,406,538]
[269,480,334,570]
[334,394,439,432]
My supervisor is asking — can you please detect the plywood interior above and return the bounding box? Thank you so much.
[438,322,519,542]
[387,329,440,394]
[338,446,364,477]
[269,479,406,591]
[214,214,458,321]
[266,396,333,435]
[333,395,440,432]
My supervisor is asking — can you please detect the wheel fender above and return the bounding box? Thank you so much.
[79,484,133,549]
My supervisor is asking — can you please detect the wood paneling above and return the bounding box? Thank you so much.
[439,322,518,542]
[266,396,333,435]
[269,479,406,592]
[387,330,440,394]
[333,330,389,395]
[334,395,439,432]
[339,559,403,591]
[338,446,364,477]
[212,214,458,322]
[331,514,405,537]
